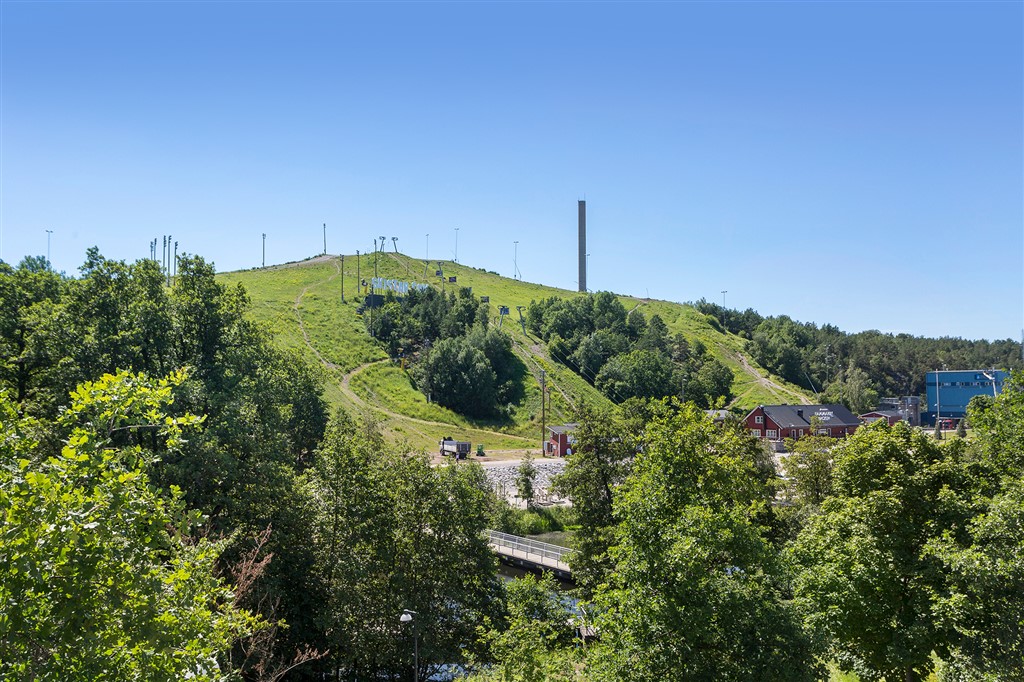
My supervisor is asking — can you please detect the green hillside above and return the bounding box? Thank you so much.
[220,252,812,451]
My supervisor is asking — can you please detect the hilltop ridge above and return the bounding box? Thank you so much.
[220,252,812,451]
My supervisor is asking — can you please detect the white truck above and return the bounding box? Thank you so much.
[439,438,471,460]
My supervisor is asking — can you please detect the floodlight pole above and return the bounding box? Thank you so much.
[262,233,266,268]
[540,370,546,456]
[173,241,178,281]
[454,227,459,263]
[721,290,727,308]
[323,223,327,255]
[341,255,345,302]
[356,250,360,296]
[514,241,519,280]
[45,229,53,267]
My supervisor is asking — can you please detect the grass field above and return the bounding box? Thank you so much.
[219,252,811,450]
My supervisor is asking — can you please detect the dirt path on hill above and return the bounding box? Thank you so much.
[283,255,554,448]
[293,258,342,370]
[730,351,812,406]
[336,360,535,444]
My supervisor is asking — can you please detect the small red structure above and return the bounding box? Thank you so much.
[547,423,578,457]
[859,410,903,426]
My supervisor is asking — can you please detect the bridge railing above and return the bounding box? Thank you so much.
[485,530,570,565]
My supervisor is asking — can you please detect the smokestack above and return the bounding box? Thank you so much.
[578,200,586,292]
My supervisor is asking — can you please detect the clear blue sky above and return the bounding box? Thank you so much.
[2,1,1021,341]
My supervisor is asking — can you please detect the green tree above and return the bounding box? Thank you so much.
[470,573,580,682]
[790,421,974,682]
[595,349,674,402]
[590,402,820,681]
[305,413,501,679]
[417,335,498,417]
[552,405,634,597]
[517,453,537,508]
[0,370,261,681]
[781,422,836,510]
[925,372,1024,678]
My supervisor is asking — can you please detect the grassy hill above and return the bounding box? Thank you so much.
[220,252,812,452]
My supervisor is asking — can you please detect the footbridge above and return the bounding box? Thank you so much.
[485,530,572,581]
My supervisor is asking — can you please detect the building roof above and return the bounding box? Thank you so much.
[860,410,902,419]
[548,423,579,435]
[756,404,860,429]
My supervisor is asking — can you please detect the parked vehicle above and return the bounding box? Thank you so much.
[440,438,471,460]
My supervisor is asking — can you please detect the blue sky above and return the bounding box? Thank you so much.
[2,1,1021,341]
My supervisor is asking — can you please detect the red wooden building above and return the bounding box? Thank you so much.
[546,423,578,457]
[743,404,860,442]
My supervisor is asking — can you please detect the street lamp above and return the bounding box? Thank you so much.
[400,609,418,682]
[454,227,459,262]
[45,229,53,267]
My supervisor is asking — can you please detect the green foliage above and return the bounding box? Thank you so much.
[304,411,502,679]
[416,325,524,418]
[590,401,820,681]
[820,364,880,415]
[532,293,733,407]
[790,421,975,682]
[552,404,635,597]
[695,298,1023,401]
[595,348,674,402]
[517,452,537,507]
[782,426,837,509]
[0,250,330,662]
[469,573,581,682]
[0,371,260,681]
[489,503,572,537]
[923,372,1024,679]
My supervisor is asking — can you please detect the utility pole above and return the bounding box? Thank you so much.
[262,233,266,268]
[513,241,519,280]
[323,223,327,255]
[45,229,53,267]
[356,250,360,297]
[454,227,459,263]
[374,239,379,280]
[341,255,345,302]
[173,241,178,282]
[540,370,546,456]
[424,233,429,277]
[167,234,173,286]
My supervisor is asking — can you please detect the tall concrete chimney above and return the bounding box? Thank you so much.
[578,200,586,292]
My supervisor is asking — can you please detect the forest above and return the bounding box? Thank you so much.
[693,299,1024,412]
[1,253,1022,681]
[527,293,734,408]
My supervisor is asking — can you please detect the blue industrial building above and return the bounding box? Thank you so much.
[925,369,1008,423]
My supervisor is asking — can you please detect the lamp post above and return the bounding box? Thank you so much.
[513,240,519,280]
[400,609,418,682]
[454,227,459,263]
[45,229,53,267]
[721,290,728,308]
